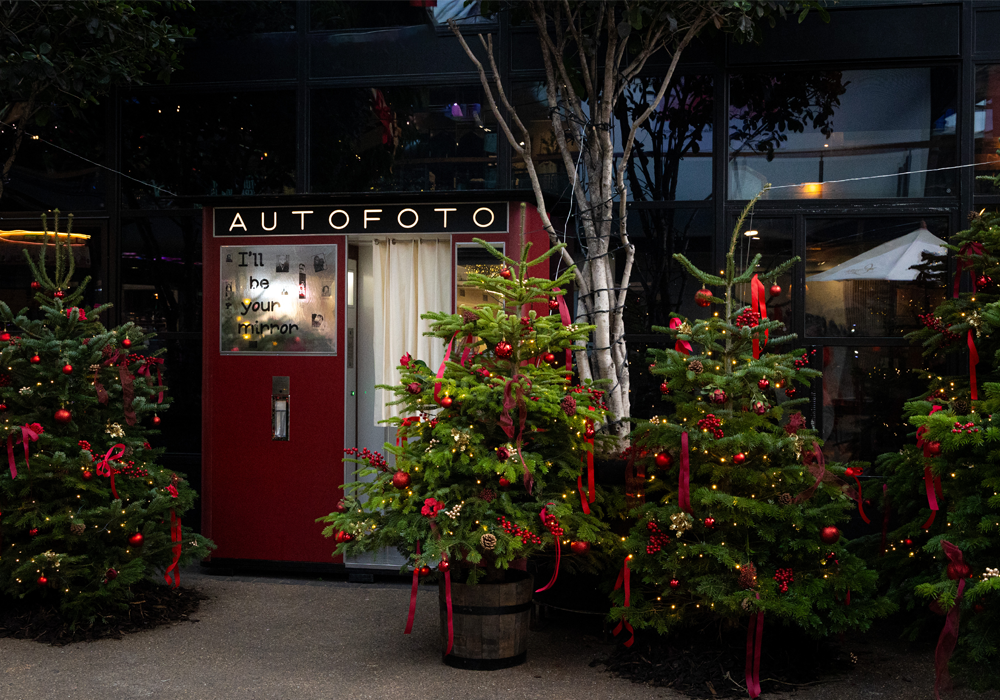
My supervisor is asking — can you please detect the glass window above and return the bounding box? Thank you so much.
[805,216,949,338]
[0,104,106,212]
[510,82,578,194]
[975,65,1000,194]
[727,217,795,331]
[820,346,940,464]
[311,1,436,30]
[311,86,497,193]
[121,91,296,208]
[456,243,504,312]
[622,75,714,202]
[730,67,958,199]
[121,216,202,333]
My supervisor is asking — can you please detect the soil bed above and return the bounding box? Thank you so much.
[0,580,206,645]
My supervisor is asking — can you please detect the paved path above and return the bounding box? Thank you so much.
[2,568,1000,700]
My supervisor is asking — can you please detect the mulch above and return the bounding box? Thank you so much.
[0,580,207,645]
[599,622,856,698]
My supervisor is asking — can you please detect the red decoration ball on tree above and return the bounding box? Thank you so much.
[29,528,38,537]
[392,471,411,489]
[438,559,451,573]
[660,382,670,395]
[62,364,73,375]
[769,283,782,296]
[152,415,162,426]
[548,298,559,310]
[498,476,511,488]
[128,532,144,547]
[439,396,453,408]
[570,541,591,554]
[82,470,93,481]
[733,453,746,465]
[704,517,715,529]
[543,352,556,363]
[54,408,72,424]
[927,441,942,456]
[418,565,432,577]
[37,576,48,587]
[122,338,132,348]
[758,379,770,390]
[905,538,913,546]
[819,526,841,545]
[406,382,422,395]
[710,388,727,404]
[669,578,680,589]
[694,288,713,307]
[499,266,512,280]
[655,452,672,469]
[54,289,65,298]
[494,341,513,358]
[30,281,41,291]
[0,333,9,341]
[105,568,118,581]
[30,355,41,364]
[977,275,993,288]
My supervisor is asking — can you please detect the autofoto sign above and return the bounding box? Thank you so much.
[213,202,508,237]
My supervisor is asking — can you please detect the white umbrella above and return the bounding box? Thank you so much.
[807,227,946,282]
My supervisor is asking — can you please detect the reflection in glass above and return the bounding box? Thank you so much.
[727,217,795,331]
[729,68,957,199]
[311,86,496,193]
[805,217,948,337]
[122,216,202,333]
[456,244,504,312]
[310,1,429,30]
[975,65,1000,194]
[122,92,296,207]
[821,346,938,464]
[620,75,713,202]
[510,82,574,194]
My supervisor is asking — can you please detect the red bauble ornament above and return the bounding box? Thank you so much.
[584,426,596,439]
[704,517,715,529]
[333,500,348,514]
[669,578,680,589]
[62,364,73,375]
[819,526,841,545]
[548,298,559,310]
[29,528,38,537]
[54,408,71,424]
[129,532,144,547]
[694,288,713,307]
[418,565,431,577]
[977,275,993,288]
[752,401,767,415]
[341,532,353,542]
[406,382,422,395]
[0,404,5,411]
[499,266,512,280]
[30,281,41,291]
[152,415,162,426]
[0,333,9,341]
[105,568,118,581]
[438,559,451,573]
[37,576,48,587]
[905,538,913,546]
[494,341,513,358]
[392,471,411,489]
[570,541,591,555]
[30,355,41,364]
[733,452,746,465]
[710,388,727,404]
[660,382,670,394]
[440,396,453,408]
[927,441,942,456]
[769,284,782,296]
[947,562,971,580]
[122,338,132,348]
[82,470,93,481]
[758,379,770,390]
[54,289,65,299]
[498,476,511,488]
[543,352,556,364]
[334,530,347,543]
[655,452,673,469]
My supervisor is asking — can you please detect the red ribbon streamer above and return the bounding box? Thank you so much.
[880,484,890,557]
[848,471,870,524]
[164,510,182,588]
[444,567,454,656]
[953,242,984,299]
[935,540,967,699]
[433,332,460,403]
[750,274,769,360]
[968,330,978,401]
[499,374,532,492]
[6,423,43,479]
[746,592,764,699]
[556,292,572,371]
[138,357,165,404]
[612,557,634,647]
[404,541,421,635]
[670,317,691,356]
[577,473,590,514]
[793,442,828,503]
[587,438,595,504]
[917,407,945,529]
[535,506,561,593]
[679,432,692,513]
[95,444,126,500]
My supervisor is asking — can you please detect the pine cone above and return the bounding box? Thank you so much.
[778,493,792,505]
[738,562,758,590]
[461,310,477,325]
[952,398,970,416]
[480,533,497,550]
[689,360,704,374]
[741,597,752,611]
[560,396,577,416]
[69,523,86,536]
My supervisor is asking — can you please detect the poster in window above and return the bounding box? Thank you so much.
[220,245,337,355]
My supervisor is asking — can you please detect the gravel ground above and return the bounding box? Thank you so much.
[1,567,998,700]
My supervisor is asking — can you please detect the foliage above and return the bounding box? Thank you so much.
[614,190,892,636]
[873,182,1000,689]
[319,240,618,584]
[0,212,213,625]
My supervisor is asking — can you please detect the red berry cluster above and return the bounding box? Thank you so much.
[784,387,797,399]
[793,350,817,370]
[343,447,389,472]
[497,516,542,545]
[952,421,980,434]
[735,308,760,328]
[78,440,92,451]
[479,488,496,502]
[697,414,724,439]
[568,386,608,411]
[543,514,564,537]
[918,314,960,342]
[645,521,671,554]
[774,567,794,593]
[113,461,150,479]
[0,372,10,387]
[519,316,534,333]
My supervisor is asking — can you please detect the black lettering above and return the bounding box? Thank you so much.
[238,252,250,267]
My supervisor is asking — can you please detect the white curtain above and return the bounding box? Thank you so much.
[373,237,451,423]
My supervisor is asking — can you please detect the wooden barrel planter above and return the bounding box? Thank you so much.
[439,571,533,669]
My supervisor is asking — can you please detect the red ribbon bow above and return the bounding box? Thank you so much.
[535,505,561,593]
[935,540,968,700]
[750,274,769,360]
[669,317,692,356]
[613,557,634,647]
[844,466,870,524]
[916,406,945,529]
[164,510,183,588]
[95,444,126,500]
[6,423,43,479]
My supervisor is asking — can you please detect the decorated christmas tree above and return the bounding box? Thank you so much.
[874,191,1000,692]
[612,192,890,692]
[0,213,213,624]
[320,240,617,592]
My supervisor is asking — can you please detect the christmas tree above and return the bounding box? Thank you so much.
[613,190,890,655]
[0,213,213,624]
[319,240,617,588]
[874,191,1000,691]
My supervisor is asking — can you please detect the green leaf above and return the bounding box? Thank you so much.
[38,43,51,55]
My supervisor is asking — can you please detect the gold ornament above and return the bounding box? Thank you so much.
[669,512,694,534]
[984,567,999,579]
[451,429,471,451]
[106,422,125,439]
[969,310,984,338]
[678,322,692,335]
